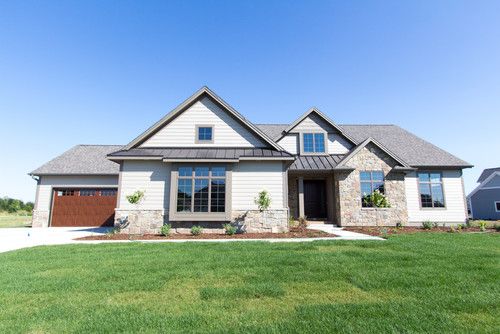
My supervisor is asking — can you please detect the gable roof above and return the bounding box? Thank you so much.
[335,137,412,170]
[467,171,500,199]
[277,107,356,143]
[124,86,283,151]
[477,167,500,183]
[30,145,122,176]
[256,124,472,168]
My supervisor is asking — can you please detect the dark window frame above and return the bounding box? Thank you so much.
[417,172,446,209]
[495,201,500,212]
[195,125,214,143]
[359,170,385,208]
[176,166,227,214]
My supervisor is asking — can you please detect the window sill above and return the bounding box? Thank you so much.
[361,207,391,210]
[169,212,230,222]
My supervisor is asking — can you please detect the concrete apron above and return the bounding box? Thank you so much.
[0,226,382,253]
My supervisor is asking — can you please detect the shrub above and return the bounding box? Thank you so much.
[126,190,144,204]
[422,220,433,230]
[494,224,500,232]
[298,216,308,229]
[254,190,271,211]
[288,216,297,228]
[457,224,463,231]
[479,221,487,232]
[160,224,171,236]
[223,223,237,235]
[106,227,120,237]
[396,222,404,229]
[191,225,203,236]
[362,190,391,208]
[449,225,457,233]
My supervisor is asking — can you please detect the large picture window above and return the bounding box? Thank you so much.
[176,166,226,213]
[418,172,445,208]
[360,171,385,207]
[302,133,325,153]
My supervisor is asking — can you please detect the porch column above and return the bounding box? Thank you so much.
[326,175,334,222]
[298,177,305,218]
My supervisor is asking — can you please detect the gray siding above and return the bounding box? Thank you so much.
[470,189,500,220]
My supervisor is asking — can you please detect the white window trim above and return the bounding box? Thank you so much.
[195,125,214,144]
[495,201,500,213]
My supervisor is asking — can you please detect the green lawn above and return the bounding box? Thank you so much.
[0,234,498,333]
[0,213,31,228]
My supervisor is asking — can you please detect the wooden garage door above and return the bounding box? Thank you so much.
[51,188,117,227]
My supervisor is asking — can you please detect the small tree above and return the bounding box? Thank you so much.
[362,190,390,208]
[126,190,145,204]
[255,190,271,211]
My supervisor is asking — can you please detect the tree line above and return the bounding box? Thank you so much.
[0,197,34,214]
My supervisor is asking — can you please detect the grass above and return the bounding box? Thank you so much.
[0,212,31,228]
[0,234,498,333]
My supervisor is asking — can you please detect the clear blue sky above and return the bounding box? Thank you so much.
[0,0,499,202]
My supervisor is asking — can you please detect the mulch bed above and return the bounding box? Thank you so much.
[344,226,498,237]
[78,227,336,240]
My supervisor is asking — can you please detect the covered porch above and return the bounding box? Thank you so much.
[287,155,346,224]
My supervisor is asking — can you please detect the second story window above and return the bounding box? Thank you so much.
[303,133,325,153]
[196,126,213,143]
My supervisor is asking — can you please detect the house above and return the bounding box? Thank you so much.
[467,168,500,220]
[30,87,472,233]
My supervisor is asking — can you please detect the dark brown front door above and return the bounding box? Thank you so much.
[51,188,117,227]
[304,180,327,219]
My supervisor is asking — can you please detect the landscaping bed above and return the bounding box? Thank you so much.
[78,227,335,240]
[345,225,499,237]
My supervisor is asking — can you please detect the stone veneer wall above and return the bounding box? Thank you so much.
[32,210,49,228]
[336,143,408,226]
[232,209,289,233]
[287,176,299,219]
[114,210,164,234]
[115,209,289,234]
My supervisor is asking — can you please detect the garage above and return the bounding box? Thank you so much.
[50,188,117,227]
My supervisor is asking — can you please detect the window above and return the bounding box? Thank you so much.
[100,189,117,196]
[196,126,213,142]
[418,172,445,208]
[302,133,325,153]
[360,171,385,207]
[80,189,96,196]
[495,202,500,212]
[57,190,75,196]
[176,166,226,213]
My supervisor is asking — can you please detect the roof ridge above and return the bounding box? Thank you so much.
[77,144,124,146]
[339,124,396,126]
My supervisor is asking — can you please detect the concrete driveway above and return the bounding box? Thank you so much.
[0,227,110,253]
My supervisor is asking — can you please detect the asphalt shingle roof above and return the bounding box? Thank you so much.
[30,145,122,175]
[477,167,500,183]
[256,124,471,168]
[31,123,471,176]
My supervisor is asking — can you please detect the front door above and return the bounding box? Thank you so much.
[304,180,327,219]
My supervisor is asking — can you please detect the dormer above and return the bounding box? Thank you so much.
[276,108,355,156]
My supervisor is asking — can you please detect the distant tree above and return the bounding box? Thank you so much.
[0,197,34,213]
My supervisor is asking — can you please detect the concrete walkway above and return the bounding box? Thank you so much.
[307,223,384,240]
[0,225,382,253]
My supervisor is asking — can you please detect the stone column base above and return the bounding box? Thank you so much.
[232,209,289,233]
[115,210,165,234]
[32,210,49,228]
